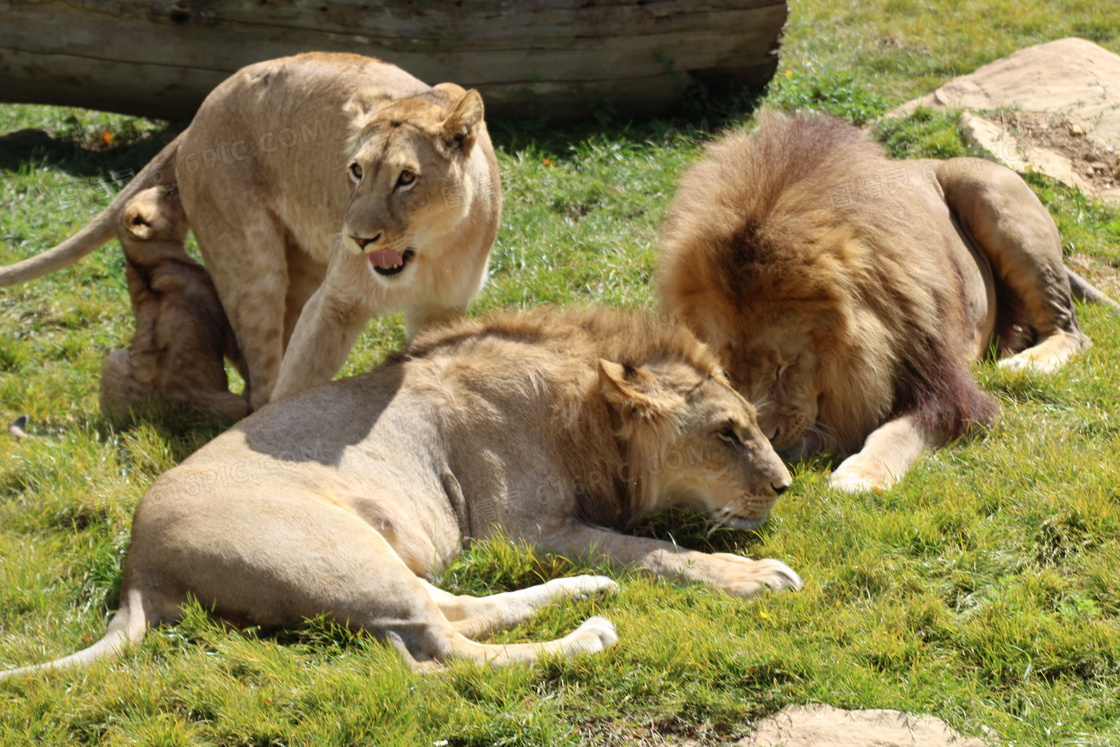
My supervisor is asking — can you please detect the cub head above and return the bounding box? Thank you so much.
[120,186,188,246]
[342,84,488,282]
[598,356,792,530]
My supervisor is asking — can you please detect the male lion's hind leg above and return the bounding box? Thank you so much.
[829,415,943,493]
[420,576,619,639]
[937,158,1090,374]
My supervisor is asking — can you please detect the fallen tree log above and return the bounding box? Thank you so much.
[0,0,787,122]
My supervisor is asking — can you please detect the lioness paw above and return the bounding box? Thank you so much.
[711,553,803,597]
[567,615,619,654]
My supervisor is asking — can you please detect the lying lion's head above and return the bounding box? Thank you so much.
[342,84,488,281]
[597,355,792,530]
[659,111,996,456]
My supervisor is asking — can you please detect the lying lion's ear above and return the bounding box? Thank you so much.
[597,359,683,421]
[439,88,484,155]
[123,202,155,241]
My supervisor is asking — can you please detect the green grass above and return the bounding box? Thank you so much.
[2,1,1120,745]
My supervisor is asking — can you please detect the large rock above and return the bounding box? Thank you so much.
[891,38,1120,203]
[738,704,987,747]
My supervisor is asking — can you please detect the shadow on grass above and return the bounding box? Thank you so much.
[0,124,182,182]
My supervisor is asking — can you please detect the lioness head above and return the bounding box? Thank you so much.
[121,186,188,246]
[342,84,488,282]
[598,357,792,530]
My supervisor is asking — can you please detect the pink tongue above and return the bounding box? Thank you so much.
[368,249,404,270]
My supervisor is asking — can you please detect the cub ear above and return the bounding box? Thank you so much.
[597,359,684,421]
[122,201,155,241]
[439,88,484,155]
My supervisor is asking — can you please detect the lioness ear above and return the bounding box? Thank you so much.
[123,202,155,241]
[597,359,683,421]
[439,88,484,155]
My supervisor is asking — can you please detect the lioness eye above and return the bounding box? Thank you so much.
[349,163,363,180]
[774,365,784,380]
[397,170,416,187]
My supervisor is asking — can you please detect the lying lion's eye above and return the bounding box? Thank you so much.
[397,170,416,187]
[719,425,743,446]
[774,365,784,380]
[350,163,363,180]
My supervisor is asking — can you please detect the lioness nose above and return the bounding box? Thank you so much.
[351,232,383,249]
[772,483,789,495]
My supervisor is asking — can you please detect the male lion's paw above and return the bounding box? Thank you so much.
[830,453,894,493]
[545,575,620,600]
[711,553,803,597]
[566,615,619,655]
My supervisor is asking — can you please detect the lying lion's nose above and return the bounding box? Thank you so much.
[772,483,789,495]
[351,232,383,249]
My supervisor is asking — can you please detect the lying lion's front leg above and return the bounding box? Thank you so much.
[829,414,944,493]
[532,524,801,599]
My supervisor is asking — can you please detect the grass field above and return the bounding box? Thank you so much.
[2,2,1120,745]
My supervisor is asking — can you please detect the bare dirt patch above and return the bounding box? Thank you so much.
[994,111,1120,192]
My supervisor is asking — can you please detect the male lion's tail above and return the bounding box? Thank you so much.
[1067,267,1120,315]
[0,585,153,681]
[0,133,183,287]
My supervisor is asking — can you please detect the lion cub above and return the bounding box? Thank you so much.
[99,186,249,422]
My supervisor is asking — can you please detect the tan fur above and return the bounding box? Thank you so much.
[0,308,798,678]
[1,53,502,410]
[659,111,1091,492]
[99,186,249,423]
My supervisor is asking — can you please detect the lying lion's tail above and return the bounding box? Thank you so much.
[0,133,183,287]
[0,585,152,681]
[1067,266,1120,315]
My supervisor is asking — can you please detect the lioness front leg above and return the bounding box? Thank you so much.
[535,524,801,598]
[272,256,373,403]
[829,414,944,493]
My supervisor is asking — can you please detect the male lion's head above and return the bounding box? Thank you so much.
[597,354,792,530]
[342,84,489,282]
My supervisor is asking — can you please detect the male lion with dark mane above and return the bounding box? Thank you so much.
[0,308,797,678]
[659,111,1099,492]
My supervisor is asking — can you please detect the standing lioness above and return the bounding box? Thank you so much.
[0,53,501,409]
[0,308,797,677]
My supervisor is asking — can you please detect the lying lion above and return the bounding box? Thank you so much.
[0,53,502,410]
[659,110,1103,492]
[0,308,798,678]
[99,185,249,423]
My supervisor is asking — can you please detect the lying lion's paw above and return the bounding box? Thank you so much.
[711,553,803,597]
[567,615,618,654]
[830,453,893,494]
[545,575,620,600]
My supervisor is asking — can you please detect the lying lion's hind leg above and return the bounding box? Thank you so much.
[371,572,618,667]
[938,159,1089,373]
[420,576,619,639]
